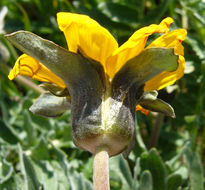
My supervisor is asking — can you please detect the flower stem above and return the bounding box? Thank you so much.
[93,146,110,190]
[148,113,164,149]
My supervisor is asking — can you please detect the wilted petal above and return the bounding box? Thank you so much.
[136,105,150,115]
[106,17,174,78]
[8,54,66,88]
[57,12,118,68]
[144,29,187,91]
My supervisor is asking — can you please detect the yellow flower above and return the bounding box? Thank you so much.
[8,13,186,115]
[6,12,187,156]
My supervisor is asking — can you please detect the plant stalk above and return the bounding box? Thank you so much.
[148,113,164,149]
[93,146,110,190]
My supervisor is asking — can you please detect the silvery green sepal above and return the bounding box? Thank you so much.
[29,92,70,117]
[138,91,175,118]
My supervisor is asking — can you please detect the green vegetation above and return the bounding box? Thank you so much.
[0,0,204,189]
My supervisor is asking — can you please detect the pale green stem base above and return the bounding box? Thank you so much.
[93,146,110,190]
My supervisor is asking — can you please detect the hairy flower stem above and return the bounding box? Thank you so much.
[93,146,110,190]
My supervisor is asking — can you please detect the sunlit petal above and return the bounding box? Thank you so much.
[57,12,118,68]
[106,17,174,78]
[8,54,66,88]
[144,29,187,91]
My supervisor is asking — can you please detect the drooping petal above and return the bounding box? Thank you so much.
[8,54,66,88]
[106,17,174,78]
[136,105,150,115]
[57,12,118,68]
[144,29,187,91]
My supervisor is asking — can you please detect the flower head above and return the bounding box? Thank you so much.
[6,13,186,156]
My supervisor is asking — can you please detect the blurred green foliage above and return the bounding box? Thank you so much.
[0,0,205,189]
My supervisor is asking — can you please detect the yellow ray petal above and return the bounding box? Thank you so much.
[8,54,66,88]
[144,29,187,91]
[57,12,118,69]
[136,105,150,115]
[106,17,174,79]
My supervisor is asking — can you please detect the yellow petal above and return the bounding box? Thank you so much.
[106,17,174,78]
[57,12,118,69]
[144,29,187,91]
[8,54,66,88]
[136,105,150,115]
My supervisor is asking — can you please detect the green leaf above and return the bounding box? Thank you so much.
[69,172,89,190]
[0,157,13,184]
[166,174,182,190]
[22,110,37,145]
[184,148,204,190]
[110,155,133,189]
[112,48,178,95]
[186,36,205,59]
[131,158,141,190]
[18,144,42,190]
[32,160,68,190]
[98,2,138,26]
[140,148,167,190]
[26,141,71,190]
[135,121,147,153]
[0,119,19,144]
[122,130,136,159]
[84,178,93,190]
[50,142,70,178]
[29,91,70,117]
[142,0,173,24]
[48,144,71,190]
[16,3,31,31]
[138,170,153,190]
[31,138,50,160]
[119,156,133,188]
[0,174,25,190]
